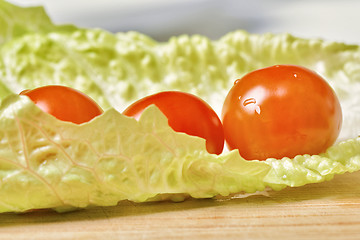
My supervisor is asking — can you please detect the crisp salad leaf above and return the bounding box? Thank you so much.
[0,0,75,46]
[0,95,270,212]
[0,0,52,45]
[0,1,359,213]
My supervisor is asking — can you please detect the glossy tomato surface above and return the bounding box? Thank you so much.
[221,65,342,160]
[123,91,224,155]
[20,85,103,124]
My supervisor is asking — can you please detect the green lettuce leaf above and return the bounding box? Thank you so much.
[0,0,76,100]
[0,1,360,213]
[0,0,75,46]
[0,95,271,212]
[1,28,360,115]
[0,0,51,45]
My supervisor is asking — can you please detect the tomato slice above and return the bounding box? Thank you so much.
[123,91,224,155]
[221,65,342,160]
[20,85,103,124]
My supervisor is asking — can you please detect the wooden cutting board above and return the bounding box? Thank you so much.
[1,170,360,240]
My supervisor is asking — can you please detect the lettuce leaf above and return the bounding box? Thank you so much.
[0,95,271,212]
[0,1,360,213]
[0,0,76,101]
[0,0,75,46]
[1,29,359,139]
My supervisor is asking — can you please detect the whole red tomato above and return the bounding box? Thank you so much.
[222,65,342,160]
[123,91,224,155]
[20,85,103,124]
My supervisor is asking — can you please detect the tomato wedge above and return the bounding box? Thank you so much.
[20,85,103,124]
[123,91,224,154]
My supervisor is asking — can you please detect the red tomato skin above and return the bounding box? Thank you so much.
[123,91,224,155]
[20,85,103,124]
[221,65,342,160]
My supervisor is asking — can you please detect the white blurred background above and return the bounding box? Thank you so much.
[6,0,360,44]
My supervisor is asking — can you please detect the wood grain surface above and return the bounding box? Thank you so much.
[1,170,360,240]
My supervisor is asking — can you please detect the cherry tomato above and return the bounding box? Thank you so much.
[20,85,103,124]
[221,65,342,160]
[123,91,224,155]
